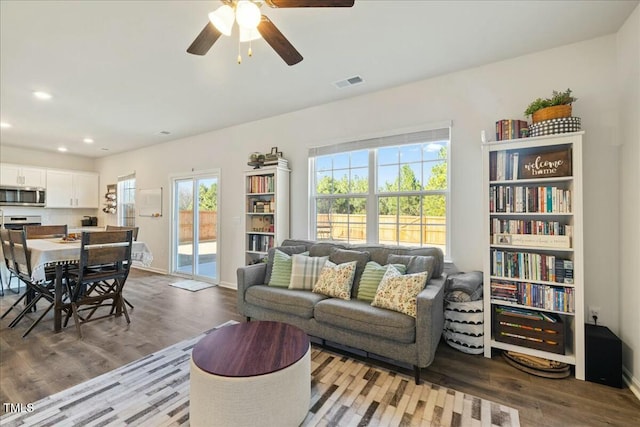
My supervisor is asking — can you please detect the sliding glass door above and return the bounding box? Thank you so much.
[171,170,219,283]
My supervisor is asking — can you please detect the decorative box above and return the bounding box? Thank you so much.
[493,306,565,354]
[528,117,581,137]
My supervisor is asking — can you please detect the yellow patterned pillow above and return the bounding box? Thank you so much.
[312,261,357,300]
[371,265,428,317]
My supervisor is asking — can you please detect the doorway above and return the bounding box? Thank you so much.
[171,170,219,283]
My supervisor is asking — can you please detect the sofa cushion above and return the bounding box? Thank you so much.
[328,248,370,296]
[356,262,407,302]
[347,244,396,266]
[396,247,444,277]
[289,254,329,290]
[314,298,416,343]
[246,285,328,318]
[371,266,429,318]
[265,245,307,284]
[309,242,347,257]
[387,254,435,280]
[312,261,357,300]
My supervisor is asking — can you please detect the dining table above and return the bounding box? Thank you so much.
[25,237,153,332]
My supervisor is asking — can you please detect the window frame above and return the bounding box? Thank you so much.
[117,173,136,227]
[309,122,451,255]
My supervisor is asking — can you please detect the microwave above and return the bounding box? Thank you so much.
[0,186,46,206]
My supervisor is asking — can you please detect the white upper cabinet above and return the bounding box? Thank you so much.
[0,163,46,188]
[46,170,99,208]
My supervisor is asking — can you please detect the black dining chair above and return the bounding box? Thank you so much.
[1,228,21,295]
[3,229,62,337]
[65,230,133,338]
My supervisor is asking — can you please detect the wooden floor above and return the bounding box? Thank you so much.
[1,269,638,426]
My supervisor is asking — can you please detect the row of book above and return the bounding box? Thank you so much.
[247,175,275,194]
[491,250,574,283]
[495,119,529,142]
[490,218,573,236]
[491,151,521,181]
[248,234,274,253]
[489,185,572,213]
[491,281,575,313]
[248,198,274,213]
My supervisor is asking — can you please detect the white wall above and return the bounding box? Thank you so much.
[97,34,623,329]
[617,3,640,395]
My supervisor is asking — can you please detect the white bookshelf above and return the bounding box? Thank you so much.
[245,162,290,265]
[482,131,585,380]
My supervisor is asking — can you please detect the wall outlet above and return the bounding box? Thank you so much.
[589,306,601,320]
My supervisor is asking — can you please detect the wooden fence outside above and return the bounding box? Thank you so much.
[179,210,217,243]
[317,214,446,245]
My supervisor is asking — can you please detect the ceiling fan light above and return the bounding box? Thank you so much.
[235,1,261,30]
[208,5,234,36]
[239,26,262,42]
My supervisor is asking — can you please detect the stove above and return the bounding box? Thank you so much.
[2,215,42,230]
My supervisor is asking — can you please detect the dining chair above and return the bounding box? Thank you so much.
[105,225,139,241]
[1,228,28,318]
[3,229,61,337]
[24,224,68,239]
[1,228,21,294]
[66,230,133,338]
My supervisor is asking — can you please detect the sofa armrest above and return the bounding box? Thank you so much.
[236,263,267,316]
[415,274,446,366]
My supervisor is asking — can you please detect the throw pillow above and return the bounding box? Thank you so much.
[268,249,306,288]
[288,254,329,290]
[264,245,307,284]
[371,265,429,318]
[328,248,370,297]
[312,261,357,300]
[356,261,407,302]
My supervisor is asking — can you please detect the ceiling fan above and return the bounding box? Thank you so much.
[187,0,355,66]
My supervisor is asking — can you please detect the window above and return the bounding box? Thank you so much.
[117,173,136,227]
[310,125,450,255]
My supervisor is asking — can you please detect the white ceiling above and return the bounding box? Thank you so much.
[0,0,637,158]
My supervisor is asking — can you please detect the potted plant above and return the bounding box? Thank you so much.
[524,88,577,123]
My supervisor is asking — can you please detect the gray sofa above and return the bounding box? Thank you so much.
[236,239,446,383]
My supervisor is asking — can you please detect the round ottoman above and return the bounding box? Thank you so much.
[190,321,310,427]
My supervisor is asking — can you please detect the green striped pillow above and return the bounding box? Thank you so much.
[268,249,308,287]
[357,261,407,302]
[289,254,329,290]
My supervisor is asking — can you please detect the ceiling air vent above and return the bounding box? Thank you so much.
[334,75,364,89]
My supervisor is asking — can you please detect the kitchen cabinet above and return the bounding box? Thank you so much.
[0,163,46,188]
[46,170,99,208]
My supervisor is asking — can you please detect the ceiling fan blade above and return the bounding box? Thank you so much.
[187,22,222,55]
[266,0,355,7]
[267,0,354,7]
[257,16,303,66]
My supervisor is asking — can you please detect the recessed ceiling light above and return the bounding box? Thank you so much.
[0,122,12,128]
[57,147,68,152]
[33,91,52,100]
[83,138,94,144]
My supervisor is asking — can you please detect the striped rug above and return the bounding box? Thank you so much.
[0,321,519,427]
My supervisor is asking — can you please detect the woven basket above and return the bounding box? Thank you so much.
[532,104,572,123]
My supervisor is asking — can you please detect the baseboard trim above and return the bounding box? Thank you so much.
[132,265,167,275]
[623,366,640,402]
[218,281,237,290]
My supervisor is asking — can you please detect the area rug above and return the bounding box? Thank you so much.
[0,321,519,427]
[169,280,215,292]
